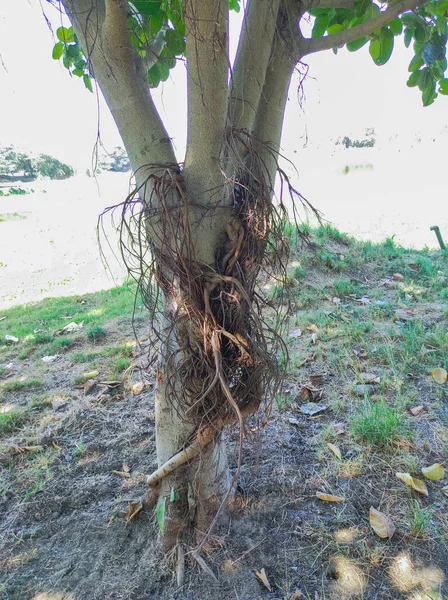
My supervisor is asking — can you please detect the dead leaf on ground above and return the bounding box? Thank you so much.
[298,403,328,416]
[0,316,6,322]
[4,334,19,343]
[421,464,445,481]
[54,321,83,335]
[125,501,143,522]
[357,372,380,384]
[332,297,341,305]
[410,405,424,416]
[353,384,376,396]
[394,309,414,322]
[300,385,323,402]
[396,472,428,496]
[41,355,58,363]
[316,492,345,502]
[353,347,368,359]
[392,273,404,281]
[431,368,447,385]
[112,470,131,478]
[310,333,318,345]
[132,381,145,395]
[289,592,305,600]
[369,507,396,539]
[306,324,319,333]
[122,462,130,473]
[83,370,99,380]
[14,445,43,454]
[254,568,272,592]
[52,442,62,451]
[332,422,346,435]
[327,443,342,460]
[289,328,302,338]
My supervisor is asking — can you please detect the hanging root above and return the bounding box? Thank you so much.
[99,133,317,488]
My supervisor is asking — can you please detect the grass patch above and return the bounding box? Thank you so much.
[1,378,43,393]
[351,398,412,449]
[113,357,132,374]
[87,326,108,344]
[0,410,26,434]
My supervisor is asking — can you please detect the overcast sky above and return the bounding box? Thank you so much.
[0,0,447,170]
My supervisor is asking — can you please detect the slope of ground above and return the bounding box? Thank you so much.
[0,228,447,600]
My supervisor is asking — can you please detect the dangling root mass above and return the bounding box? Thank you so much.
[99,133,318,487]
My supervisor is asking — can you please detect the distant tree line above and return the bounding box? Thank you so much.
[0,146,74,181]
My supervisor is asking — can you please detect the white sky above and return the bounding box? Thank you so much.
[1,0,447,171]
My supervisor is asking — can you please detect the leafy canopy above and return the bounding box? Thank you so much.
[50,0,448,106]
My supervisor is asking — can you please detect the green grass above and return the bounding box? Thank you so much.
[1,378,43,393]
[0,410,26,434]
[0,281,140,352]
[87,325,108,344]
[351,398,412,449]
[113,356,132,373]
[406,500,432,538]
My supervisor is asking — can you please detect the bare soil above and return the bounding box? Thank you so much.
[1,239,448,600]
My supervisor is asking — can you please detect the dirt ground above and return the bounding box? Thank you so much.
[1,233,447,600]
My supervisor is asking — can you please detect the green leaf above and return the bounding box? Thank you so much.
[404,27,414,48]
[312,15,329,38]
[436,0,448,17]
[414,24,426,44]
[56,26,74,43]
[409,54,424,72]
[418,67,433,91]
[170,487,179,502]
[148,63,161,87]
[83,73,93,93]
[354,0,371,18]
[165,28,185,56]
[156,498,166,534]
[439,77,448,94]
[422,83,437,105]
[365,3,380,20]
[436,18,448,37]
[150,11,165,33]
[72,68,84,77]
[327,23,344,35]
[52,42,64,60]
[369,38,381,60]
[158,60,170,82]
[407,70,421,87]
[374,29,394,66]
[66,44,79,58]
[229,0,240,12]
[388,18,403,36]
[132,1,163,16]
[62,55,71,69]
[401,12,419,26]
[346,37,368,52]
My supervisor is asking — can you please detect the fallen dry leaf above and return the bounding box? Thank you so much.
[396,472,428,496]
[431,368,447,385]
[254,568,272,592]
[332,422,346,435]
[14,445,43,454]
[289,592,305,600]
[125,501,143,522]
[298,403,328,416]
[54,321,83,335]
[4,334,19,343]
[112,470,131,478]
[392,273,404,281]
[357,372,380,384]
[310,333,318,345]
[41,355,58,363]
[332,297,341,305]
[421,464,445,481]
[132,381,145,395]
[394,309,414,322]
[369,507,396,539]
[84,370,99,380]
[52,441,61,451]
[300,385,323,402]
[327,443,342,460]
[289,328,302,338]
[316,492,345,502]
[306,324,319,333]
[122,462,130,473]
[410,405,424,416]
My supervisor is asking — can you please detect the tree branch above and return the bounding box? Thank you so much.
[300,0,427,56]
[183,0,229,189]
[61,0,176,177]
[228,0,281,133]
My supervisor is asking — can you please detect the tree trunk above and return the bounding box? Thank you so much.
[154,306,231,550]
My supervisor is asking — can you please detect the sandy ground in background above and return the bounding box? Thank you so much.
[1,140,447,310]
